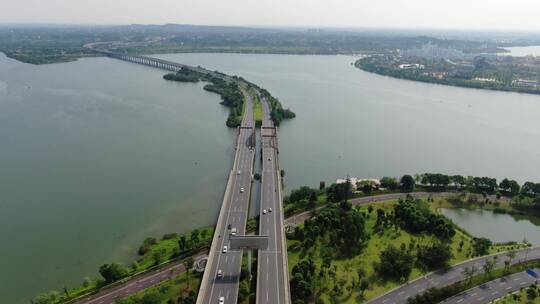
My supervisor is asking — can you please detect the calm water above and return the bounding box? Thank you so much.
[3,52,540,302]
[503,45,540,57]
[0,53,235,303]
[156,53,540,190]
[440,208,540,244]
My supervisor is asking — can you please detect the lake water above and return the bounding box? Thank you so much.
[156,53,540,189]
[0,53,235,303]
[440,208,540,244]
[2,52,540,302]
[503,45,540,57]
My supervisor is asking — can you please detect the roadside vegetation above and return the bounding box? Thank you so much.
[499,284,540,304]
[283,188,531,304]
[249,88,263,127]
[407,259,540,304]
[32,228,213,304]
[283,173,538,303]
[237,250,258,304]
[258,88,296,126]
[114,270,201,304]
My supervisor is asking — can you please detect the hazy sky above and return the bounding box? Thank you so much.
[2,0,540,30]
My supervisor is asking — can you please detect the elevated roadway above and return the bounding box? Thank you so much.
[256,97,291,304]
[196,91,256,304]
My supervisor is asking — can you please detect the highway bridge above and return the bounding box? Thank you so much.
[257,97,291,304]
[89,48,291,304]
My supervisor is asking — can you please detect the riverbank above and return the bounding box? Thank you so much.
[355,56,540,95]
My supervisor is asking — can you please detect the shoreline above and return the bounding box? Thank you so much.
[354,58,540,96]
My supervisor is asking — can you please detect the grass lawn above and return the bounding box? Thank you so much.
[252,90,263,125]
[287,199,528,304]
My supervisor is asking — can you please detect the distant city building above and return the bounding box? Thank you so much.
[473,77,500,83]
[423,71,448,79]
[399,63,425,70]
[336,177,381,189]
[512,79,540,88]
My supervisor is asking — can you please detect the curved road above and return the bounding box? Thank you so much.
[367,246,540,304]
[77,191,528,304]
[441,269,539,304]
[77,258,194,304]
[284,192,453,227]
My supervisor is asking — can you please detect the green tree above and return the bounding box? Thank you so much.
[400,175,415,192]
[505,250,516,273]
[178,235,187,252]
[417,241,453,270]
[380,176,399,190]
[290,259,316,301]
[499,178,520,196]
[138,237,157,255]
[34,291,61,304]
[185,257,195,288]
[376,245,414,281]
[140,291,162,304]
[359,279,369,297]
[472,238,492,256]
[451,175,466,189]
[462,266,477,284]
[482,258,496,278]
[326,182,352,202]
[190,230,200,247]
[527,285,538,300]
[153,248,166,266]
[98,263,128,283]
[201,229,208,240]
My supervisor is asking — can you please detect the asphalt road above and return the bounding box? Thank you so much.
[441,269,539,304]
[77,260,188,304]
[368,246,540,304]
[256,98,291,304]
[284,192,453,227]
[196,90,255,304]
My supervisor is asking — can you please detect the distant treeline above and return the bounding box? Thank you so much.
[0,24,513,64]
[283,173,540,218]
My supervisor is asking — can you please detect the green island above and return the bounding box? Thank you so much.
[32,172,540,304]
[355,54,540,95]
[162,67,294,127]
